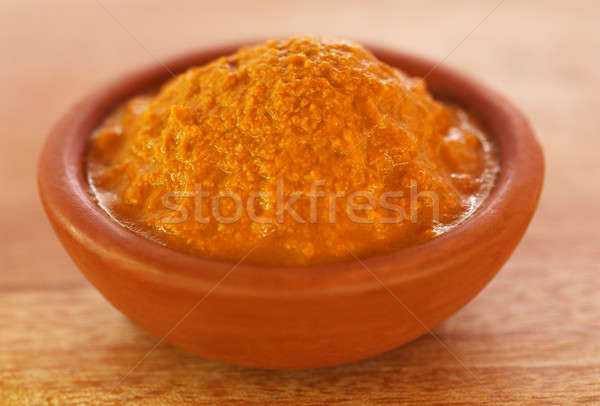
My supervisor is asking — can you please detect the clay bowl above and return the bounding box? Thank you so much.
[38,42,544,370]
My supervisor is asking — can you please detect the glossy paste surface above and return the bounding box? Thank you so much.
[87,37,497,265]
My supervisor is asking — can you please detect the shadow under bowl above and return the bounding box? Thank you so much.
[38,43,544,370]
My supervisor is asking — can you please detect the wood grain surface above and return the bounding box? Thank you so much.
[1,0,599,404]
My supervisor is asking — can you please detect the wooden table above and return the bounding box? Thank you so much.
[1,0,598,404]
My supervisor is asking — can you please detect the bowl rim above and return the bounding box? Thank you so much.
[38,41,544,297]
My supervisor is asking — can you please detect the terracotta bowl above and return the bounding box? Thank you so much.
[38,43,544,370]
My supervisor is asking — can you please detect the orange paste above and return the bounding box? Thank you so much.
[87,36,498,266]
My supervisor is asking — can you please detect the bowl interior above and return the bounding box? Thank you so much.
[41,42,543,296]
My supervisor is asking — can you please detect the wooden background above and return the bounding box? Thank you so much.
[1,0,599,404]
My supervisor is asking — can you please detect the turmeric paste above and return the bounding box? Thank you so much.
[87,36,498,266]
